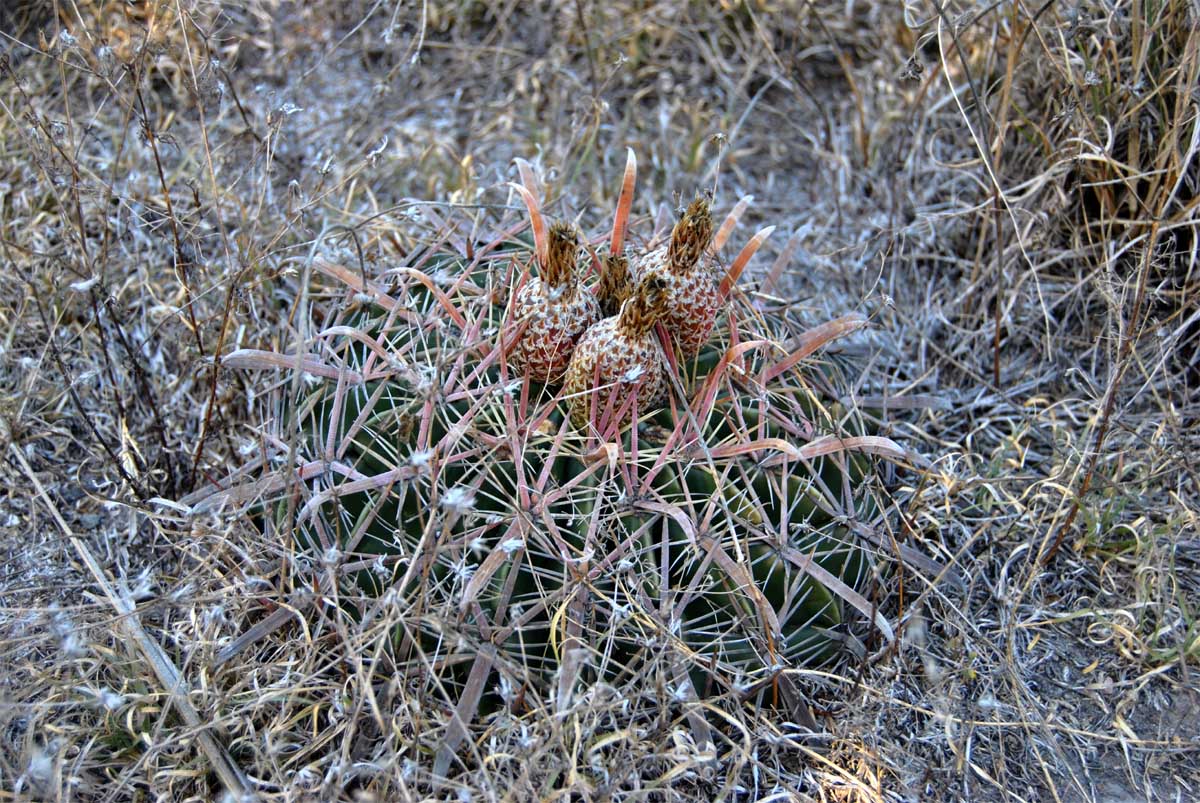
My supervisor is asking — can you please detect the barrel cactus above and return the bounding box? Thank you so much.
[209,151,909,774]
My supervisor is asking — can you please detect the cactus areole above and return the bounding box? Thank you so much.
[508,221,601,383]
[565,274,670,430]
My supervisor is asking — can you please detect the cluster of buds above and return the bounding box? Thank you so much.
[505,151,766,434]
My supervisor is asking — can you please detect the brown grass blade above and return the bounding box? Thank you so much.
[213,598,313,668]
[187,458,363,514]
[698,534,783,649]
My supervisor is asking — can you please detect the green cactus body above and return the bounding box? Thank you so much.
[232,205,903,765]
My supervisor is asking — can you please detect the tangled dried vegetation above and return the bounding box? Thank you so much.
[0,1,1197,801]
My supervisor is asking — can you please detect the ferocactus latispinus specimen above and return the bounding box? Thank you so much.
[508,221,601,383]
[634,194,718,359]
[565,274,670,430]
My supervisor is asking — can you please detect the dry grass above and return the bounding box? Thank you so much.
[1,0,1197,800]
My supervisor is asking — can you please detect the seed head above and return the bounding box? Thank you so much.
[617,274,669,338]
[666,194,713,274]
[596,253,633,316]
[543,221,580,290]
